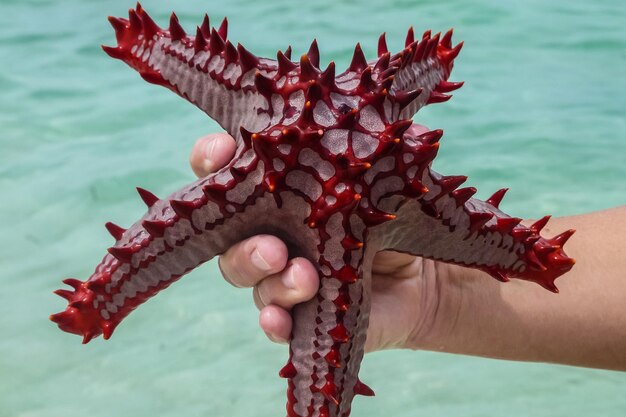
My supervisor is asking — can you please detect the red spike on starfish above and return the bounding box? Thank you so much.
[101,45,125,60]
[139,71,166,87]
[217,17,228,40]
[333,292,350,312]
[440,41,464,66]
[84,276,107,293]
[436,80,464,93]
[534,240,561,254]
[138,7,160,39]
[496,217,522,233]
[486,188,508,209]
[335,265,358,284]
[531,215,551,233]
[299,53,319,81]
[441,29,454,48]
[551,229,575,246]
[405,26,415,47]
[237,43,258,71]
[324,348,342,368]
[107,16,127,42]
[358,67,375,90]
[49,310,72,326]
[354,379,375,397]
[307,39,320,68]
[279,361,297,379]
[142,219,168,238]
[102,321,117,340]
[194,27,207,54]
[200,14,210,38]
[82,332,96,344]
[359,207,397,227]
[328,324,350,343]
[438,175,467,191]
[254,71,274,96]
[413,38,427,61]
[378,32,388,56]
[107,246,134,263]
[168,12,186,41]
[392,88,423,111]
[54,289,74,301]
[170,200,196,219]
[224,41,238,64]
[277,50,296,74]
[427,91,452,104]
[320,61,336,85]
[451,187,477,206]
[284,45,292,59]
[469,212,494,232]
[418,129,444,145]
[105,222,126,240]
[374,51,390,72]
[62,278,82,290]
[136,187,159,207]
[127,8,142,33]
[209,28,225,54]
[320,381,339,405]
[348,43,367,72]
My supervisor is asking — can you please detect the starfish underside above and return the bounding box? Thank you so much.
[51,5,575,417]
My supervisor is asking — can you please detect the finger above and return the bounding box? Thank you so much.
[219,235,288,288]
[259,305,292,344]
[189,133,236,178]
[253,257,319,310]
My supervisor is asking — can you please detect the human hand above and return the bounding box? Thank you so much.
[188,130,448,353]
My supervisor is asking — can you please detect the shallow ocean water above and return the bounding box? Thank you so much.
[0,0,625,416]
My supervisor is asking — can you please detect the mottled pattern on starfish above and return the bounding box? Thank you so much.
[51,5,576,417]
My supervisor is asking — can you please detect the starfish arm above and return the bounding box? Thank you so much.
[282,223,376,417]
[374,28,465,120]
[373,168,576,291]
[50,156,271,343]
[102,6,278,140]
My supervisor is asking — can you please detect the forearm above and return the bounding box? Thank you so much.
[415,206,626,371]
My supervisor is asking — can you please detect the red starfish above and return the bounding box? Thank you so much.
[51,4,575,416]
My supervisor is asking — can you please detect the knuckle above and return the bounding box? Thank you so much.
[252,286,265,310]
[255,281,272,307]
[218,249,247,288]
[291,258,319,295]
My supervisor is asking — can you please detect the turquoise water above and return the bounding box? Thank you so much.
[1,0,625,416]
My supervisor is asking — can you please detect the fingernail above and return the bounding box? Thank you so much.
[265,331,288,344]
[282,263,297,289]
[251,248,271,272]
[202,139,217,172]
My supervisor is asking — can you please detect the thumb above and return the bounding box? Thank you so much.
[189,133,237,178]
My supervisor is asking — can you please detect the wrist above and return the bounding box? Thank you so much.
[402,260,487,351]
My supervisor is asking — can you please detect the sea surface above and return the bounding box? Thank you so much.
[0,0,624,416]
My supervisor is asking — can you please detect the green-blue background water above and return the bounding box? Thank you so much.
[1,0,624,416]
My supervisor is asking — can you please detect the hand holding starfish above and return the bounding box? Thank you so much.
[192,130,626,372]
